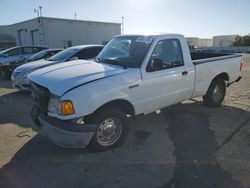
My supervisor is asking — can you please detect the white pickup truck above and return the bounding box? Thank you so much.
[29,34,243,151]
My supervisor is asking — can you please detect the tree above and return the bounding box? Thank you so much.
[233,35,250,46]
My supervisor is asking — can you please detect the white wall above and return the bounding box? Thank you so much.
[0,19,45,46]
[44,18,120,48]
[213,35,237,47]
[0,17,121,48]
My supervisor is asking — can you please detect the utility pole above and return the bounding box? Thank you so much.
[34,6,47,45]
[39,6,42,17]
[34,8,40,22]
[121,16,124,34]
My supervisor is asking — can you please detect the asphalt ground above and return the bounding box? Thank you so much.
[0,54,250,188]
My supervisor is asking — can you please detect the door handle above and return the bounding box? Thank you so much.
[182,71,188,76]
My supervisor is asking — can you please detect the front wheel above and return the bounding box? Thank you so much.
[86,108,128,151]
[203,78,226,107]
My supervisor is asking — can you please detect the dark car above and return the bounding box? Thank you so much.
[27,49,62,62]
[0,45,47,79]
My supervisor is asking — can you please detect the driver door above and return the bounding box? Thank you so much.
[140,38,186,114]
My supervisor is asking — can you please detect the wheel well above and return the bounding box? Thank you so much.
[214,73,229,82]
[94,99,135,116]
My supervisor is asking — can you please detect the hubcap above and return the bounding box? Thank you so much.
[213,85,223,102]
[96,117,123,146]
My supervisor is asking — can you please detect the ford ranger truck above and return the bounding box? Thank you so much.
[28,34,243,151]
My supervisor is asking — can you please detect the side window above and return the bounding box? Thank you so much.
[76,49,87,59]
[23,47,33,54]
[48,51,57,57]
[77,48,101,59]
[147,39,184,72]
[5,48,22,56]
[32,47,40,53]
[87,48,102,58]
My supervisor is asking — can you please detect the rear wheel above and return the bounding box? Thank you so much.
[203,78,226,107]
[86,108,128,151]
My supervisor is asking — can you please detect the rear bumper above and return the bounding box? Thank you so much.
[31,106,97,148]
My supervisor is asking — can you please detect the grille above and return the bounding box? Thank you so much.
[30,82,50,115]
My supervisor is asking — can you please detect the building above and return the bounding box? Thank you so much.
[0,17,121,48]
[0,34,16,48]
[212,35,237,47]
[186,37,212,47]
[186,37,199,46]
[198,39,213,47]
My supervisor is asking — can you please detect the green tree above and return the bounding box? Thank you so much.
[233,35,250,46]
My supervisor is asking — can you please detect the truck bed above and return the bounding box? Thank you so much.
[191,52,242,98]
[191,52,241,65]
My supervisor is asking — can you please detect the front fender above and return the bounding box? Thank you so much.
[73,89,131,118]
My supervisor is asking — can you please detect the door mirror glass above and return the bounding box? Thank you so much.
[151,58,164,70]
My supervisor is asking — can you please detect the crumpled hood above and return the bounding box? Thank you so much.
[28,60,128,96]
[14,59,58,73]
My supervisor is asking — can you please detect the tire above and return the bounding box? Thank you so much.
[203,78,226,107]
[86,107,128,152]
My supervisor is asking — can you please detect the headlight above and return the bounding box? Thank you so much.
[48,95,60,114]
[48,95,75,115]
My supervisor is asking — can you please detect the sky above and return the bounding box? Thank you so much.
[0,0,250,38]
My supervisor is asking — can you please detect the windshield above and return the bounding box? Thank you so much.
[97,36,154,68]
[28,50,47,61]
[0,47,16,55]
[47,48,79,61]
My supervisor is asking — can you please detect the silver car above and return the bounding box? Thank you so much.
[11,45,104,92]
[0,46,47,79]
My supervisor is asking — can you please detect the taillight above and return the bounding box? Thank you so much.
[240,60,244,72]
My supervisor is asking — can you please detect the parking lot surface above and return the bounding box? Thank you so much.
[0,55,250,188]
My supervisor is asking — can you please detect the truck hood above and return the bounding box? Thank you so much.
[14,59,58,73]
[28,60,128,96]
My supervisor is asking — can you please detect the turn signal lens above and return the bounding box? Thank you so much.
[61,100,75,115]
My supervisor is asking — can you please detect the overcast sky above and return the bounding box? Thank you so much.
[0,0,249,38]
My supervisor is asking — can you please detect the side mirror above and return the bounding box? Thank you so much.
[69,56,79,61]
[151,58,164,70]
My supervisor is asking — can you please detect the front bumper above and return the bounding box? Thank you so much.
[31,106,97,148]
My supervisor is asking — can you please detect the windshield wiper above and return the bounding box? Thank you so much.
[102,59,127,69]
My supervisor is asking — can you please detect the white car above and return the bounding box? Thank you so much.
[28,34,243,151]
[11,45,103,91]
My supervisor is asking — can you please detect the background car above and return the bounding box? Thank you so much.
[27,48,62,62]
[0,46,47,79]
[6,48,62,77]
[11,44,104,92]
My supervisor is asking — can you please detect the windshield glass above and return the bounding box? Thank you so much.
[28,50,47,61]
[0,47,16,55]
[48,48,79,61]
[97,36,154,68]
